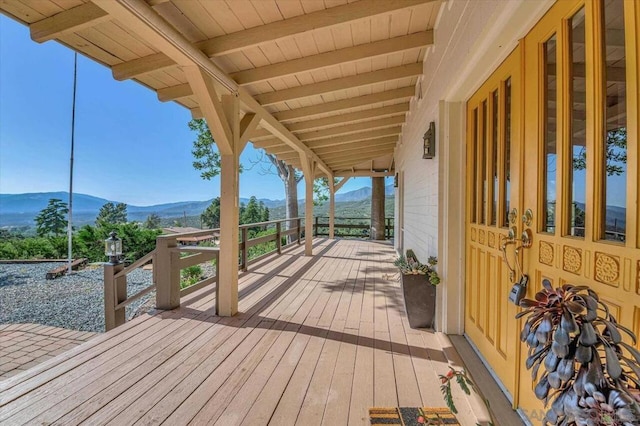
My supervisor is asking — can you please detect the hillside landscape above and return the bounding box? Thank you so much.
[0,185,396,230]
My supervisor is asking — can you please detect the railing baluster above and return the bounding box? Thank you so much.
[241,227,248,271]
[276,222,282,254]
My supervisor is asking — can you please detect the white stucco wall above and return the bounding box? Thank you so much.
[395,0,503,261]
[395,0,554,332]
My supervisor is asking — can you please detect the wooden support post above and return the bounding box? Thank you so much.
[276,222,282,254]
[218,94,241,316]
[103,262,126,331]
[155,236,180,310]
[329,177,335,238]
[299,155,317,256]
[297,218,302,244]
[371,176,386,240]
[241,227,248,271]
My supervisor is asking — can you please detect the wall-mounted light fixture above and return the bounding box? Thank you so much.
[423,121,436,159]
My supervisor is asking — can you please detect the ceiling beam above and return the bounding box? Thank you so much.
[295,115,405,141]
[230,31,433,85]
[326,152,395,168]
[311,138,398,155]
[319,145,396,161]
[334,171,394,178]
[30,3,110,43]
[158,63,421,104]
[273,86,415,123]
[95,0,331,177]
[111,0,435,81]
[286,103,409,133]
[238,103,408,142]
[253,126,401,150]
[255,63,422,106]
[305,128,401,148]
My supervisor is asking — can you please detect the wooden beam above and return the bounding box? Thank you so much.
[296,115,405,141]
[335,171,394,178]
[30,3,110,43]
[249,103,408,141]
[273,86,415,123]
[319,145,396,161]
[334,177,351,192]
[286,103,409,133]
[326,150,395,166]
[231,31,433,85]
[96,0,331,177]
[255,63,422,106]
[305,128,401,148]
[239,113,260,151]
[157,83,192,102]
[313,141,397,157]
[183,65,233,155]
[308,137,399,156]
[109,0,435,80]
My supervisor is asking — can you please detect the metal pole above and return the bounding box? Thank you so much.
[67,52,78,275]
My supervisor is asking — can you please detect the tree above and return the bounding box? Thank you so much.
[96,202,127,226]
[34,198,68,237]
[189,118,243,180]
[263,153,301,230]
[573,127,627,176]
[143,213,161,229]
[201,197,221,229]
[241,196,264,225]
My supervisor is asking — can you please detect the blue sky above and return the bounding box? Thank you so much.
[0,16,371,206]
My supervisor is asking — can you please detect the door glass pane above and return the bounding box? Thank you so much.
[502,79,512,227]
[481,101,487,224]
[471,108,478,223]
[491,90,498,226]
[602,0,627,242]
[543,35,557,233]
[569,7,586,237]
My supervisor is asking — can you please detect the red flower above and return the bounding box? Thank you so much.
[417,416,425,423]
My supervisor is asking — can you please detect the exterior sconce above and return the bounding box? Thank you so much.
[394,173,399,188]
[423,121,436,159]
[104,231,122,264]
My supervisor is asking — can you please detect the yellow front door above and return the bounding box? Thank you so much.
[466,0,640,422]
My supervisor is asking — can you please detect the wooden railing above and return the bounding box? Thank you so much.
[313,216,394,239]
[103,218,303,330]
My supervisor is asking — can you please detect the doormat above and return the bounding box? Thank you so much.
[369,407,460,425]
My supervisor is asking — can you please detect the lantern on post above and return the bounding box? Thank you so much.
[423,121,436,159]
[104,231,122,264]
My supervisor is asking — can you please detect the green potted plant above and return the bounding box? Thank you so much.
[518,279,640,425]
[394,250,440,329]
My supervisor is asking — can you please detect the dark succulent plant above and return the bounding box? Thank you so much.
[518,280,640,425]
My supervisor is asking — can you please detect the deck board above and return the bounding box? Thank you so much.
[0,239,479,425]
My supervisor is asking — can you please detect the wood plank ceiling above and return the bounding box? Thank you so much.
[1,0,440,177]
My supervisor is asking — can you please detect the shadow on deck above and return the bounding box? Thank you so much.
[0,238,492,425]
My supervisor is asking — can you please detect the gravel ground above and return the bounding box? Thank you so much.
[0,262,155,333]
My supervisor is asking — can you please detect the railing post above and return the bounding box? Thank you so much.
[103,262,126,331]
[276,222,282,254]
[241,227,248,271]
[297,218,302,244]
[155,237,180,310]
[314,216,319,237]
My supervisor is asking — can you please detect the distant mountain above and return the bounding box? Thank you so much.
[0,186,390,228]
[335,184,395,202]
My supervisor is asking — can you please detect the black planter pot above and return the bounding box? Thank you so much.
[401,273,436,329]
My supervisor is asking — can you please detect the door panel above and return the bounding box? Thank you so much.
[465,45,522,400]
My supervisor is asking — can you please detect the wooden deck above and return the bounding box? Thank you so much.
[0,239,484,425]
